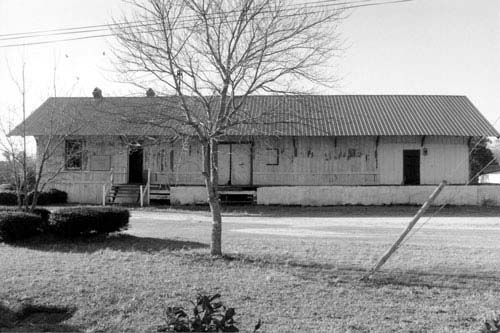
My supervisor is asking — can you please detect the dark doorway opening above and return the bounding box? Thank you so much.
[129,147,144,183]
[403,150,420,185]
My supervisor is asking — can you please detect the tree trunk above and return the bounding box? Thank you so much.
[23,183,29,212]
[15,174,22,210]
[29,181,41,212]
[202,139,223,256]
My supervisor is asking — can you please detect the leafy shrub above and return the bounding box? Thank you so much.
[27,189,68,206]
[0,191,18,206]
[481,313,500,332]
[0,212,43,242]
[49,206,129,237]
[0,207,50,224]
[157,294,260,332]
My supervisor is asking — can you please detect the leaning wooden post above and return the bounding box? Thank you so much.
[361,181,447,281]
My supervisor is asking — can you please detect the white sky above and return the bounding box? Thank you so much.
[0,0,499,131]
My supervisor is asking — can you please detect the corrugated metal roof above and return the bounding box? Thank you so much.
[10,95,499,137]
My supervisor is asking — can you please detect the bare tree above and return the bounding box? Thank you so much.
[0,116,29,209]
[1,59,81,211]
[3,57,34,210]
[112,0,342,255]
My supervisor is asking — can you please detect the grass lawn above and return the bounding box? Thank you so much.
[1,205,500,332]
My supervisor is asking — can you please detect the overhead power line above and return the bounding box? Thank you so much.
[0,0,343,39]
[0,0,413,49]
[0,0,361,42]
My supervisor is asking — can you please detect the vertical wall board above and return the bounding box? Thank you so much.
[218,144,231,185]
[231,143,252,185]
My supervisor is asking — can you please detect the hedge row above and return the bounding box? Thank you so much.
[50,207,130,237]
[0,192,18,206]
[0,189,67,206]
[0,206,129,242]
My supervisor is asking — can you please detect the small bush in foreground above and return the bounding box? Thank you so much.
[482,313,500,332]
[158,293,262,332]
[0,192,18,206]
[49,206,129,237]
[32,208,51,232]
[0,212,43,242]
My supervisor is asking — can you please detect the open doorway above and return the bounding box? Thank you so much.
[403,149,420,185]
[128,147,144,184]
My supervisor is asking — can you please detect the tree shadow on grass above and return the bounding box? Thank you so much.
[187,252,500,291]
[12,234,209,254]
[365,270,500,291]
[0,302,79,332]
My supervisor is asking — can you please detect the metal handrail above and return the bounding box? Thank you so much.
[102,168,114,206]
[140,168,151,207]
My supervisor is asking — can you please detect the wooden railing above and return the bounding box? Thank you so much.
[101,168,114,206]
[140,168,151,207]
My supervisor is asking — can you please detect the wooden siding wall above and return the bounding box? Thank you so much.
[37,136,128,203]
[143,139,204,186]
[253,136,378,185]
[39,135,470,203]
[378,136,468,185]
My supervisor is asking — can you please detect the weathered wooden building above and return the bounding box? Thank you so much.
[12,95,500,205]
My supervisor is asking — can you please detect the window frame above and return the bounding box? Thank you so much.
[265,148,280,166]
[65,139,84,171]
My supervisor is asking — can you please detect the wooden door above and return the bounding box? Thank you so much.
[218,144,231,185]
[403,150,420,185]
[231,143,252,185]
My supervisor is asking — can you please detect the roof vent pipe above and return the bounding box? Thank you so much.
[92,87,103,99]
[146,88,156,97]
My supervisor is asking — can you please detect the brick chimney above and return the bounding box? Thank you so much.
[92,87,103,99]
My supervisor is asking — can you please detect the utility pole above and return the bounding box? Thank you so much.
[21,61,27,211]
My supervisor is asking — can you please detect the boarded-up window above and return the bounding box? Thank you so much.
[90,155,111,171]
[65,140,83,170]
[265,148,279,165]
